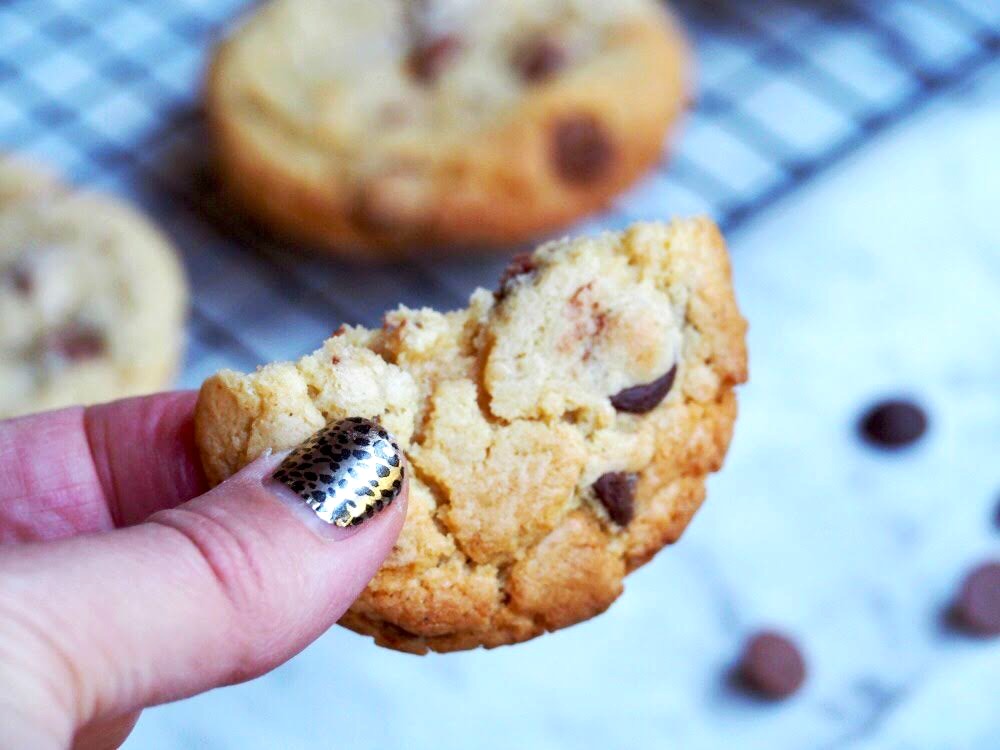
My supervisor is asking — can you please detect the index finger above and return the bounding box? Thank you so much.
[0,391,206,543]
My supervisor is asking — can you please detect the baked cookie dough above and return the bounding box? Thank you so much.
[0,157,188,419]
[196,218,747,652]
[207,0,689,258]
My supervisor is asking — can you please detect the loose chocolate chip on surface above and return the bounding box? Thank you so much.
[952,561,1000,636]
[611,365,677,414]
[737,631,806,700]
[495,252,538,298]
[408,34,463,83]
[513,36,567,82]
[859,398,927,448]
[48,323,106,361]
[593,472,637,526]
[551,114,614,184]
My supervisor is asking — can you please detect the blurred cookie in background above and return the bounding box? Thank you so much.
[0,157,188,419]
[207,0,689,259]
[0,157,60,202]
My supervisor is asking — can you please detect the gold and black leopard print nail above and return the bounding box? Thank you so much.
[271,417,404,527]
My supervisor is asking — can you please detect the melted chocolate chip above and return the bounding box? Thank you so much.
[408,34,462,83]
[513,36,567,82]
[859,399,927,448]
[611,365,677,414]
[952,561,1000,636]
[47,323,106,361]
[552,114,614,184]
[593,472,636,526]
[737,631,806,700]
[495,252,538,299]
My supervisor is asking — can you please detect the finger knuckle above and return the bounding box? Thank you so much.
[148,507,268,620]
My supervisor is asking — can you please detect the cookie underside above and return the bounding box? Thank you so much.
[195,218,747,653]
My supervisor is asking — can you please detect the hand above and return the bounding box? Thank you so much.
[0,392,407,749]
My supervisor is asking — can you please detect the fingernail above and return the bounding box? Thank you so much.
[268,417,404,539]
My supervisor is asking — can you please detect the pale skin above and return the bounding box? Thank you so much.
[0,392,408,749]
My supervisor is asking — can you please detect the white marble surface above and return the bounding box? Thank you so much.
[127,65,1000,749]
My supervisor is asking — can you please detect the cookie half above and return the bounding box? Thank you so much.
[195,218,747,652]
[0,157,188,419]
[207,0,689,259]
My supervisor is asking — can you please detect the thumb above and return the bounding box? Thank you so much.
[0,418,407,748]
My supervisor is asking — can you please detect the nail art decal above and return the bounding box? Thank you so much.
[272,417,403,526]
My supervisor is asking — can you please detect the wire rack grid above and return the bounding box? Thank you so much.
[0,0,997,383]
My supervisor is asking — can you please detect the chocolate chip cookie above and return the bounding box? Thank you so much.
[0,157,188,419]
[195,218,747,652]
[206,0,689,259]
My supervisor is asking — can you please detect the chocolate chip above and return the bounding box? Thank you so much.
[495,252,538,299]
[47,323,106,361]
[611,365,677,414]
[352,169,428,232]
[593,472,636,526]
[737,631,806,700]
[513,36,567,82]
[551,114,614,184]
[408,34,462,83]
[859,399,927,448]
[3,265,32,294]
[952,561,1000,636]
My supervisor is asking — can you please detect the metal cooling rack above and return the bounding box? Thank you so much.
[0,0,997,384]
